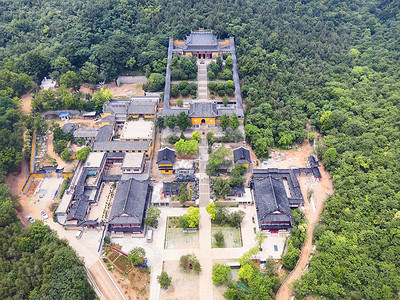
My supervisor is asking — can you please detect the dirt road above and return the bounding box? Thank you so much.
[47,132,66,167]
[20,94,32,115]
[89,260,125,300]
[276,138,334,300]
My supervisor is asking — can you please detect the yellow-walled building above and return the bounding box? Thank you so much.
[156,147,175,174]
[188,103,218,126]
[233,146,251,169]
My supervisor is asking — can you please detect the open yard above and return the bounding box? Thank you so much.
[160,260,199,300]
[211,227,242,248]
[165,228,199,250]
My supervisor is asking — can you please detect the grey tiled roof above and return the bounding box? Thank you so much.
[92,141,150,152]
[188,103,218,118]
[218,108,244,118]
[108,179,151,225]
[228,185,245,197]
[62,123,76,134]
[185,31,218,46]
[233,147,251,164]
[309,156,320,168]
[157,148,175,165]
[73,128,99,138]
[162,108,188,117]
[98,115,115,124]
[67,200,89,221]
[127,103,156,115]
[103,101,128,115]
[95,125,114,142]
[253,176,293,224]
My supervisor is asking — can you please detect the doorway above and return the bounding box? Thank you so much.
[201,119,206,124]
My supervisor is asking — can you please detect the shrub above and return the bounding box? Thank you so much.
[214,231,225,247]
[226,88,234,96]
[181,89,189,97]
[208,82,216,90]
[157,271,172,289]
[218,89,225,96]
[104,236,111,244]
[212,263,231,285]
[208,70,216,80]
[168,134,180,144]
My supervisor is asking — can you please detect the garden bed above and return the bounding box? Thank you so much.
[114,254,133,274]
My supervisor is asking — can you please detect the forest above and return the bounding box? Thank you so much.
[0,0,400,298]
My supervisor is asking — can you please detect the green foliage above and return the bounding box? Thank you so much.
[165,115,177,130]
[0,0,399,298]
[170,55,197,80]
[167,134,180,144]
[143,73,165,92]
[177,111,190,132]
[177,184,190,204]
[76,147,90,161]
[220,114,230,131]
[212,263,231,285]
[213,231,225,248]
[157,271,172,289]
[144,206,161,227]
[206,203,216,220]
[282,209,307,270]
[93,88,113,112]
[192,131,200,141]
[212,178,231,200]
[61,148,73,161]
[207,146,231,176]
[104,236,111,244]
[182,207,200,228]
[157,116,165,130]
[59,70,81,91]
[206,131,214,145]
[229,113,240,130]
[225,56,233,69]
[128,247,146,266]
[174,139,198,155]
[179,254,201,274]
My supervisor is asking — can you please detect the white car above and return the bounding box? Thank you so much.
[40,210,48,219]
[27,216,35,223]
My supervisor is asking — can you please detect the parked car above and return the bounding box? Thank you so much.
[27,216,35,223]
[40,210,48,219]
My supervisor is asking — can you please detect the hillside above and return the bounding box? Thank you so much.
[0,0,400,298]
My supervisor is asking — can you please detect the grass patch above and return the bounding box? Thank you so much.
[211,227,242,248]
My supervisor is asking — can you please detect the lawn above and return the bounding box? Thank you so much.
[211,227,242,248]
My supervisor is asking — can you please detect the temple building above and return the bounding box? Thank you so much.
[163,28,245,127]
[172,28,232,59]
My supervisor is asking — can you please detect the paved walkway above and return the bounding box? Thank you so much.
[197,61,209,101]
[197,135,213,299]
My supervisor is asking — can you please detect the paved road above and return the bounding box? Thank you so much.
[197,135,214,299]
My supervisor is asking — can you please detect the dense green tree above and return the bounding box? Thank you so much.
[229,113,240,130]
[165,115,176,130]
[76,147,90,161]
[220,114,230,131]
[212,263,231,285]
[144,206,161,227]
[158,271,172,289]
[177,111,190,132]
[128,247,146,266]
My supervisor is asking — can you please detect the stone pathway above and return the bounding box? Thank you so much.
[197,61,208,101]
[197,135,213,299]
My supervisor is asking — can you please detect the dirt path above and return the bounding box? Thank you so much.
[47,132,67,167]
[276,138,334,300]
[88,260,125,300]
[20,94,32,115]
